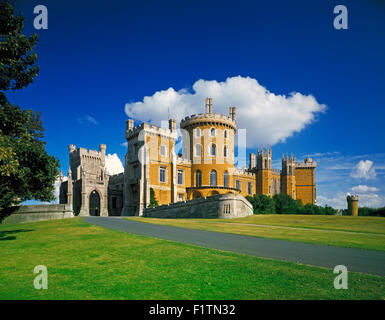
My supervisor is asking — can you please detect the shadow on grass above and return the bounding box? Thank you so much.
[0,229,34,241]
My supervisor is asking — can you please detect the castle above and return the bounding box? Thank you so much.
[59,98,317,216]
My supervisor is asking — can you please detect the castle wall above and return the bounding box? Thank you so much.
[143,193,253,219]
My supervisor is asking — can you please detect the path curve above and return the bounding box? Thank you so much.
[83,217,385,277]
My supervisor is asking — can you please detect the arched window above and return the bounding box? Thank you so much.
[210,144,216,156]
[195,170,202,187]
[224,130,228,138]
[195,144,202,157]
[195,128,201,137]
[224,171,229,187]
[210,170,217,186]
[264,159,268,168]
[223,146,227,157]
[210,128,216,137]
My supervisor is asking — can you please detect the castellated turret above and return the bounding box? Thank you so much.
[282,154,296,176]
[347,194,359,216]
[257,147,272,169]
[281,154,296,199]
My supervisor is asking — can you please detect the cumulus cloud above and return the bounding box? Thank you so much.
[351,160,376,180]
[351,185,379,193]
[77,115,99,125]
[105,153,124,175]
[124,76,326,147]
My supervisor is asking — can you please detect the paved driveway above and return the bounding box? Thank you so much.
[83,217,385,277]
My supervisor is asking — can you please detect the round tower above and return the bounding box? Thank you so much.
[180,98,238,199]
[347,195,359,216]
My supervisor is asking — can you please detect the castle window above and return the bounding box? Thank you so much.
[265,159,268,168]
[195,128,201,137]
[210,144,216,156]
[224,130,228,138]
[177,170,184,185]
[210,170,217,186]
[236,180,241,191]
[160,145,167,157]
[195,170,202,187]
[223,146,227,158]
[210,128,216,137]
[248,182,252,195]
[159,167,166,183]
[195,144,202,157]
[224,171,229,187]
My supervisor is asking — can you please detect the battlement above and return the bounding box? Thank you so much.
[69,144,106,160]
[125,121,178,140]
[233,167,255,177]
[295,160,317,168]
[180,112,236,130]
[347,194,359,201]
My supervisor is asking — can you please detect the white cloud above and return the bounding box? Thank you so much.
[53,175,68,204]
[77,115,99,125]
[124,76,326,147]
[351,185,379,193]
[351,160,377,180]
[105,153,124,175]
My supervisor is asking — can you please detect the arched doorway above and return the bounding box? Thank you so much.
[208,190,219,196]
[192,191,202,199]
[89,190,100,216]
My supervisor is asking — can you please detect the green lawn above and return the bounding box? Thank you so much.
[127,215,385,252]
[0,218,384,299]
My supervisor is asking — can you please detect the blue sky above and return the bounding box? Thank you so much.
[11,0,385,208]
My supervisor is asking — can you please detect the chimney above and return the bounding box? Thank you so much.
[229,106,236,121]
[126,119,134,130]
[205,97,213,113]
[169,118,176,132]
[249,153,256,170]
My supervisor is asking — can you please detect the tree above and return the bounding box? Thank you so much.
[0,1,59,215]
[148,188,159,208]
[273,193,300,214]
[246,194,275,214]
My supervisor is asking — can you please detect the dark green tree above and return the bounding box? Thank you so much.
[272,193,300,214]
[246,194,275,214]
[148,188,159,208]
[0,1,60,215]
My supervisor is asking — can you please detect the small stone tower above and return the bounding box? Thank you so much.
[62,144,109,216]
[256,147,272,195]
[347,195,359,216]
[281,154,296,199]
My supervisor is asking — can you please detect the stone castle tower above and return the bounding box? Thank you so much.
[347,194,359,216]
[61,144,109,216]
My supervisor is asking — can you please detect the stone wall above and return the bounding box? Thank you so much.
[1,204,74,224]
[143,193,253,219]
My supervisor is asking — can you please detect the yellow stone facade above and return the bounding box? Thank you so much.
[121,98,317,216]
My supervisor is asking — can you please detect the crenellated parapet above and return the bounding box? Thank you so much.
[125,121,178,141]
[180,112,237,131]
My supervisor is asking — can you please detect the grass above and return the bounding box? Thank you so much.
[127,214,385,252]
[0,218,384,300]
